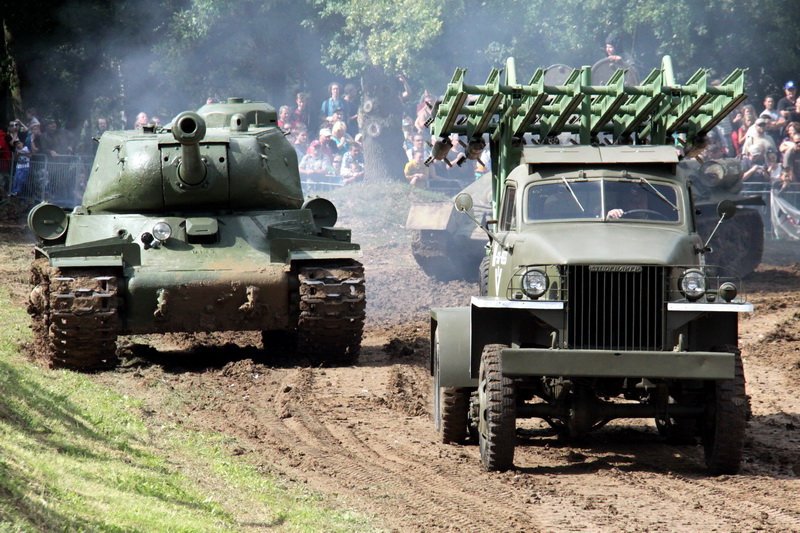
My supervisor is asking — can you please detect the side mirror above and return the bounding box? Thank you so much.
[716,199,736,220]
[454,192,474,213]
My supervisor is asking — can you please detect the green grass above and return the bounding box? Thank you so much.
[0,286,379,532]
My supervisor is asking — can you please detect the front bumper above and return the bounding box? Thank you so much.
[501,347,735,380]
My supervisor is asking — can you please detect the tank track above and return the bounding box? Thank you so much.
[28,259,120,370]
[296,261,365,366]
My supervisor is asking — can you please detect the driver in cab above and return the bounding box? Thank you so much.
[607,186,647,219]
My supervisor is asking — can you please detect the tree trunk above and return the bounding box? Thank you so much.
[359,67,407,182]
[3,20,24,120]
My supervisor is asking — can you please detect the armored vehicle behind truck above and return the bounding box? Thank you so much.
[28,98,365,370]
[430,57,753,474]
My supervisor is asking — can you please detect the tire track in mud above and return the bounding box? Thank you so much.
[257,363,542,533]
[244,323,800,533]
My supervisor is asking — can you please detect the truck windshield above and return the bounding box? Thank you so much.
[525,178,680,223]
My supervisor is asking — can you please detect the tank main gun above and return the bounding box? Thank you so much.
[427,56,747,217]
[172,111,208,186]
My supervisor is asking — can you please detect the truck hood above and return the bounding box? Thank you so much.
[511,223,699,265]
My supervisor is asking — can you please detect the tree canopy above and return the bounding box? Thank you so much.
[3,0,798,133]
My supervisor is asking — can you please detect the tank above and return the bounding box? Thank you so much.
[27,98,365,370]
[406,173,492,281]
[679,157,765,278]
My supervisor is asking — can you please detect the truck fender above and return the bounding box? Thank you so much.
[431,307,476,388]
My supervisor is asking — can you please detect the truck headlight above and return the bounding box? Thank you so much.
[152,221,172,242]
[522,269,548,299]
[680,269,706,301]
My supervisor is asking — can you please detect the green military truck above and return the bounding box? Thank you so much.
[28,99,365,370]
[430,57,753,474]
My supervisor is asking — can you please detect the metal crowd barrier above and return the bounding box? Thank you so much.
[301,178,344,195]
[3,153,93,209]
[740,182,800,238]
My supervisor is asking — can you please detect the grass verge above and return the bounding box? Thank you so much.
[0,286,379,532]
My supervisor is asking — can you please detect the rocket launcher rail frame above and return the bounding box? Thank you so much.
[430,56,745,148]
[427,56,746,216]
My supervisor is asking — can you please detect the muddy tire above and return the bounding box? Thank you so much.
[477,344,516,471]
[702,345,747,475]
[432,328,470,444]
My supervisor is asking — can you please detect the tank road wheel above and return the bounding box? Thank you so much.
[702,345,747,475]
[433,329,470,444]
[477,344,516,471]
[296,261,365,366]
[28,259,120,371]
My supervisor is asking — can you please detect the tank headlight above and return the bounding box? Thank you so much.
[152,221,172,242]
[521,269,548,299]
[680,269,706,301]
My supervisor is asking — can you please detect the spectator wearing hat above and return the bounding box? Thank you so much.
[742,116,777,157]
[324,107,345,128]
[742,144,769,183]
[299,140,334,183]
[310,127,336,162]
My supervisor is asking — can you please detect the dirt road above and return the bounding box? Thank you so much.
[4,211,800,532]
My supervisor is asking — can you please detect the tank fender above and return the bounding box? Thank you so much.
[431,307,475,388]
[406,203,453,231]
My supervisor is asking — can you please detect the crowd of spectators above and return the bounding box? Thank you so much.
[702,80,800,192]
[5,75,800,200]
[274,79,489,192]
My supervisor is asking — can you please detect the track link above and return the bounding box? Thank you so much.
[296,261,365,366]
[28,259,120,370]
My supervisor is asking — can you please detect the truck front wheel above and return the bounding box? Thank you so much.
[477,344,516,471]
[702,345,747,475]
[433,328,470,444]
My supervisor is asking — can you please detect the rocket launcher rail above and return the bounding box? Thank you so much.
[427,56,746,212]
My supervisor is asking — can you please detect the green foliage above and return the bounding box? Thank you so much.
[4,0,800,132]
[308,0,444,78]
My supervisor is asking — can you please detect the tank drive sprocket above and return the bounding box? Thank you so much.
[28,259,120,370]
[296,261,365,366]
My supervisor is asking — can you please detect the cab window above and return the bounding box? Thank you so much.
[500,186,517,231]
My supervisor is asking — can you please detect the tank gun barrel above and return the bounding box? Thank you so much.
[172,111,208,186]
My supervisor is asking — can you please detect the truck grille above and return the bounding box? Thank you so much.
[566,265,666,351]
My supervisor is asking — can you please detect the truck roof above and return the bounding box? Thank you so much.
[523,145,679,165]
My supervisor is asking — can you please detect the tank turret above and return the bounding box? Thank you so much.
[27,98,365,371]
[81,100,303,214]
